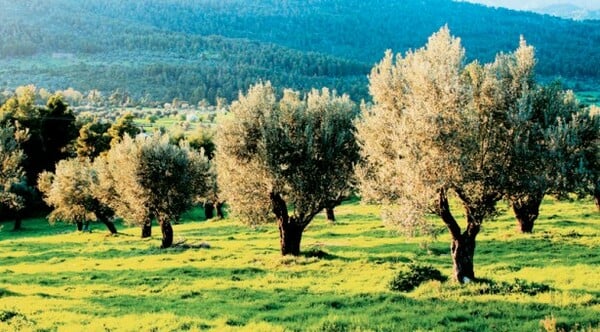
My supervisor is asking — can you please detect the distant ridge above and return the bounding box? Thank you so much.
[534,3,600,20]
[1,0,599,103]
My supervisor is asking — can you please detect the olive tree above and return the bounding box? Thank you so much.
[37,158,117,234]
[357,27,517,282]
[96,133,212,247]
[216,82,359,256]
[505,83,600,231]
[486,40,600,232]
[545,104,600,213]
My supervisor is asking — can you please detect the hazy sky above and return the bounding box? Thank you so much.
[463,0,600,10]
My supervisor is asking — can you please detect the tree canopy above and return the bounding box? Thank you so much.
[216,82,359,255]
[96,133,212,247]
[37,158,117,233]
[357,27,540,282]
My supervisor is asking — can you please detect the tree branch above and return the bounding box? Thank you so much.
[437,188,462,240]
[270,192,289,223]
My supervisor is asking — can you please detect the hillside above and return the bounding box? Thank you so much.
[1,0,600,104]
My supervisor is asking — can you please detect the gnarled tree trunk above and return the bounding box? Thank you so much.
[450,222,479,283]
[96,208,117,234]
[76,221,84,231]
[438,189,480,283]
[141,219,152,238]
[99,217,117,234]
[271,192,307,256]
[512,195,543,233]
[278,219,306,256]
[159,219,173,248]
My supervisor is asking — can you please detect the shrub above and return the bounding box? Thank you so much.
[388,263,446,292]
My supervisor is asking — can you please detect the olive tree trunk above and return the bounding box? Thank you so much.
[595,185,600,212]
[13,215,22,231]
[278,219,306,256]
[271,192,308,256]
[438,190,480,283]
[204,202,215,219]
[450,222,479,283]
[216,202,225,219]
[325,207,335,222]
[99,217,117,234]
[512,195,543,233]
[141,219,152,238]
[76,221,84,231]
[159,219,173,248]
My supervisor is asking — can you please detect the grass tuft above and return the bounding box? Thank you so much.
[388,263,447,292]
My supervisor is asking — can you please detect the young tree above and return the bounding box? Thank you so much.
[97,134,212,247]
[357,27,513,282]
[0,124,27,220]
[37,158,117,234]
[216,83,359,255]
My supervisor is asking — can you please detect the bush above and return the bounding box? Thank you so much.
[388,263,446,292]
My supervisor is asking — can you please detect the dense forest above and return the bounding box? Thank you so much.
[1,0,600,104]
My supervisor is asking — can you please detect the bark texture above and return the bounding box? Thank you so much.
[438,190,480,283]
[278,220,305,256]
[271,192,308,256]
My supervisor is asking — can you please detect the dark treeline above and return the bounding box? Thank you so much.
[1,0,600,104]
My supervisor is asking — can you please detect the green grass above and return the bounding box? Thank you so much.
[0,199,598,331]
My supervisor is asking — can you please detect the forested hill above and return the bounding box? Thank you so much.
[1,0,600,104]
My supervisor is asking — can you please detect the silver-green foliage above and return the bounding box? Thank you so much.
[357,26,509,230]
[96,133,212,226]
[216,82,358,227]
[38,158,98,224]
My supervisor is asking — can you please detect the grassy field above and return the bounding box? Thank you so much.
[0,198,598,331]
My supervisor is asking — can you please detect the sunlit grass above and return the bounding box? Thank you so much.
[0,199,598,331]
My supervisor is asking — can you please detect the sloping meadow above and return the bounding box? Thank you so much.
[0,199,598,331]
